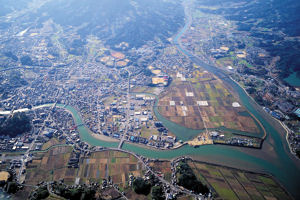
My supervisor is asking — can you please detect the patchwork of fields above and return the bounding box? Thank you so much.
[26,146,75,185]
[78,151,144,186]
[26,147,145,187]
[158,69,260,135]
[21,144,292,200]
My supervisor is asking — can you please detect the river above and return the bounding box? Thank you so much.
[284,72,300,87]
[0,189,11,199]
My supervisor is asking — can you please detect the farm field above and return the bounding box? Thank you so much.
[122,188,150,200]
[187,160,292,200]
[77,151,145,187]
[28,144,145,182]
[149,161,172,182]
[25,146,75,185]
[24,147,146,198]
[158,69,260,135]
[5,144,294,200]
[41,138,66,150]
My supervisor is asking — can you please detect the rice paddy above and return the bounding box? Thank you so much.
[77,151,145,186]
[187,160,292,200]
[158,69,260,136]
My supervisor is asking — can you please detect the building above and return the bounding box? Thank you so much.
[0,171,10,183]
[151,74,170,86]
[294,108,300,118]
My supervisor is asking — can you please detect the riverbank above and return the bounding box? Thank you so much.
[90,133,119,142]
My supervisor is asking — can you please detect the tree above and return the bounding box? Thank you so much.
[34,186,49,200]
[20,55,33,65]
[177,162,209,195]
[143,68,153,76]
[81,188,96,200]
[0,112,32,137]
[4,52,18,61]
[296,149,300,159]
[151,186,164,200]
[5,182,18,194]
[53,184,96,200]
[132,177,151,195]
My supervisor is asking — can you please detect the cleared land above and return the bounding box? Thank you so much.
[187,160,292,200]
[158,69,260,134]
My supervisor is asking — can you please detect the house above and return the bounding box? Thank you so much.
[141,117,148,122]
[0,171,10,183]
[130,136,138,142]
[294,108,300,118]
[43,128,56,138]
[271,111,283,120]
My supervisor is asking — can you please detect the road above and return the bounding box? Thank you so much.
[118,69,131,149]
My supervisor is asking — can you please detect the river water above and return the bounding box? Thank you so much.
[284,72,300,87]
[0,189,10,199]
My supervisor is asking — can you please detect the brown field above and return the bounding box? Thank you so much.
[77,151,145,186]
[25,146,74,185]
[111,51,125,60]
[123,188,149,200]
[116,60,128,67]
[158,69,259,134]
[25,148,145,196]
[187,160,292,200]
[42,138,65,150]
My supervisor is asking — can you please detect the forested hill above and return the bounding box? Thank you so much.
[0,112,31,138]
[32,0,184,48]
